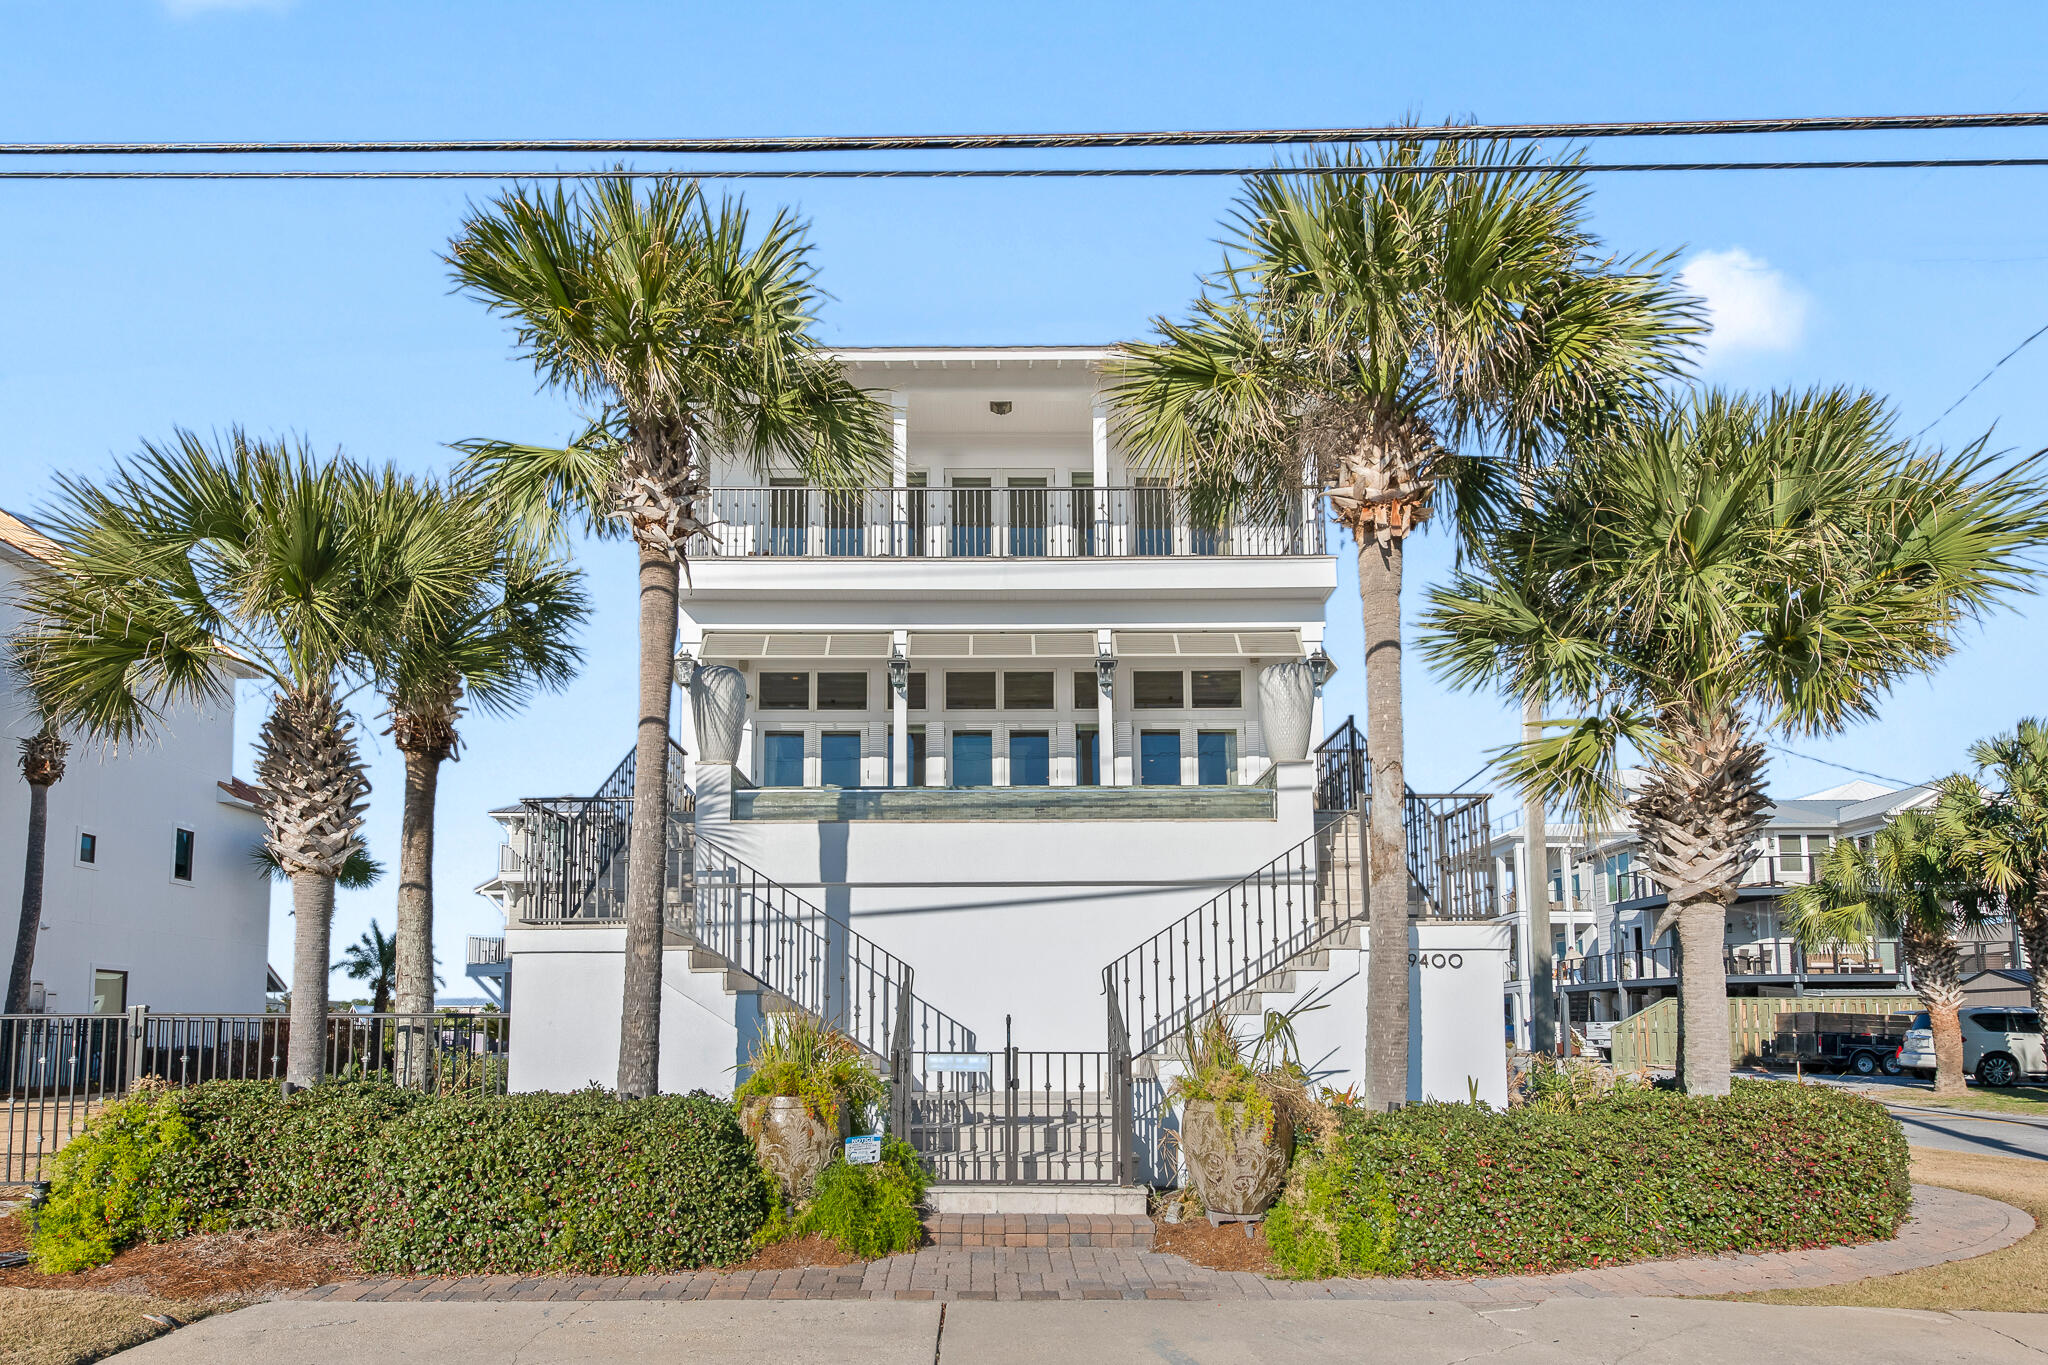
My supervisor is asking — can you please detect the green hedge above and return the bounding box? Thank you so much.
[30,1082,767,1276]
[1269,1080,1911,1278]
[355,1089,767,1275]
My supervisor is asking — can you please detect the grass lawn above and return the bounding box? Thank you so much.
[0,1288,221,1365]
[1731,1147,2048,1311]
[1888,1085,2048,1118]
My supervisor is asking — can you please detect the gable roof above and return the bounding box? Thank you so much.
[0,508,61,566]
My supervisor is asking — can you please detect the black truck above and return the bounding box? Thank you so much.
[1766,1011,1913,1076]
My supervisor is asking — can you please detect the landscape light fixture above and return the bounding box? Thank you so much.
[1094,650,1118,695]
[1306,647,1337,689]
[888,646,910,696]
[988,400,1013,416]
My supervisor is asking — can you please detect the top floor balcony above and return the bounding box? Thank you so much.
[691,484,1325,561]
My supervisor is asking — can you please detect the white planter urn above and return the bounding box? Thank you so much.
[1258,661,1317,763]
[690,664,749,764]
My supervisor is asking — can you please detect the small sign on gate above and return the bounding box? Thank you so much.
[844,1134,882,1165]
[924,1053,990,1073]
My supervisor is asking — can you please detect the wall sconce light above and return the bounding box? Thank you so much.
[988,400,1013,416]
[1094,650,1118,695]
[1306,646,1337,689]
[673,651,699,687]
[888,647,910,696]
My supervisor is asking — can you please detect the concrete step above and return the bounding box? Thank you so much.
[925,1184,1150,1217]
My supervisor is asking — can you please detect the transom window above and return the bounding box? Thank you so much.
[1190,671,1243,708]
[1002,671,1055,709]
[816,672,868,710]
[1133,671,1185,709]
[759,672,809,710]
[946,671,998,710]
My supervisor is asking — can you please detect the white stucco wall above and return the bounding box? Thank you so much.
[1,553,271,1015]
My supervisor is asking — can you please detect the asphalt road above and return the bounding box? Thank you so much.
[1744,1070,2048,1160]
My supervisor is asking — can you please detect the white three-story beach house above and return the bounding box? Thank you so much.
[477,348,1506,1186]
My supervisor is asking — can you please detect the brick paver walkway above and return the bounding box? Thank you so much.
[293,1184,2029,1306]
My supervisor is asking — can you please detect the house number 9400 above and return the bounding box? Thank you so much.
[1408,952,1465,969]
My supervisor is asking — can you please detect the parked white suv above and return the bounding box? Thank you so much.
[1898,1008,2045,1087]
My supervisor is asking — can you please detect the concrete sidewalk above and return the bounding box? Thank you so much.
[115,1298,2048,1363]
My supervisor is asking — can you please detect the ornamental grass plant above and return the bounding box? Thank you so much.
[733,1012,888,1133]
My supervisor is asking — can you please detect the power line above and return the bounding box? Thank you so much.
[8,157,2048,181]
[6,111,2048,157]
[1911,319,2048,439]
[1766,744,1917,790]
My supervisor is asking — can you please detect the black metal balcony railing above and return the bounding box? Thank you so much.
[1617,855,1826,904]
[1559,938,1904,986]
[690,485,1325,559]
[1313,718,1495,922]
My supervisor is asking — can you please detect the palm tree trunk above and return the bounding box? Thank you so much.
[1906,924,1968,1096]
[618,549,680,1098]
[7,780,52,1015]
[1674,900,1732,1096]
[1358,536,1410,1110]
[2015,904,2048,1027]
[287,871,336,1090]
[1522,690,1553,1056]
[394,748,439,1087]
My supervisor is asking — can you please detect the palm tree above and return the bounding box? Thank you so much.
[366,471,587,1081]
[11,431,464,1088]
[1422,388,2048,1094]
[1785,812,1983,1095]
[7,718,67,1015]
[1940,720,2048,1023]
[335,919,400,1015]
[448,176,892,1097]
[1107,139,1699,1106]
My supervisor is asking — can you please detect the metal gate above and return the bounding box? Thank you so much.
[897,1017,1127,1185]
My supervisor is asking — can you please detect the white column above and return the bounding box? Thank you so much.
[890,630,910,787]
[889,396,910,556]
[1091,404,1112,555]
[1095,627,1117,785]
[925,720,946,788]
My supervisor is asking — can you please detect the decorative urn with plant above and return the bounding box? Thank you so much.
[734,1013,886,1201]
[1168,1012,1308,1220]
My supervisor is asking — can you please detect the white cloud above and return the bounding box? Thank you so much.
[1676,247,1810,361]
[162,0,293,16]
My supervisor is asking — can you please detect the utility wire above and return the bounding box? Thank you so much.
[6,111,2048,157]
[1911,319,2048,439]
[1765,744,1917,790]
[9,157,2048,181]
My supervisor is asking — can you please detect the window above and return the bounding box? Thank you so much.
[1072,671,1099,710]
[819,732,862,788]
[1134,671,1184,709]
[172,828,195,882]
[1003,671,1055,709]
[91,969,127,1016]
[2014,1011,2042,1034]
[77,832,97,865]
[1190,671,1242,708]
[952,732,993,787]
[760,672,810,710]
[761,732,805,787]
[816,672,869,710]
[1197,731,1236,786]
[1009,731,1051,786]
[907,672,928,710]
[1076,727,1100,786]
[947,671,997,710]
[1140,730,1181,786]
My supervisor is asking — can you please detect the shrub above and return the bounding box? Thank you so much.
[1264,1126,1402,1279]
[355,1088,769,1275]
[788,1138,928,1258]
[1270,1079,1910,1278]
[152,1080,428,1235]
[733,1014,886,1133]
[27,1082,200,1273]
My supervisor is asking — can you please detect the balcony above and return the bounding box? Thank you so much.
[1560,938,1904,987]
[1617,854,1823,906]
[691,485,1325,560]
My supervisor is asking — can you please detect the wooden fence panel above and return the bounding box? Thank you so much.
[1608,993,1919,1073]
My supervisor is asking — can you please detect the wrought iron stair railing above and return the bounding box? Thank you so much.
[1104,718,1495,1060]
[518,741,693,925]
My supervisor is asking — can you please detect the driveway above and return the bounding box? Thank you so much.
[113,1298,2048,1363]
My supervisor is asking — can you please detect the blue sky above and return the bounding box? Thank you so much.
[5,1,2048,995]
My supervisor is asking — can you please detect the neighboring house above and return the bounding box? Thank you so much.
[1491,777,2029,1046]
[1961,968,2036,1009]
[474,347,1508,1137]
[1,509,272,1015]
